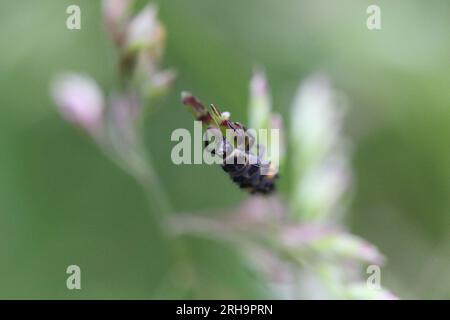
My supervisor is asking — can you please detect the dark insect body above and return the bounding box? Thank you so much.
[182,92,278,195]
[222,156,277,194]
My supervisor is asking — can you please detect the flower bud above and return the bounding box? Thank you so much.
[102,0,134,45]
[51,73,104,136]
[290,74,349,220]
[249,69,271,131]
[291,74,347,163]
[125,4,165,56]
[146,69,176,99]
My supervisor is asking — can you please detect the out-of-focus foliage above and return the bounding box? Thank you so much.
[0,0,449,299]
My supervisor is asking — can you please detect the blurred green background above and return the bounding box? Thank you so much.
[0,0,449,299]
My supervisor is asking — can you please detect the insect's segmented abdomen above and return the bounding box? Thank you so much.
[206,138,278,194]
[222,161,277,194]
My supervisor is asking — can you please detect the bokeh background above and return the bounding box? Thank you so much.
[0,0,449,299]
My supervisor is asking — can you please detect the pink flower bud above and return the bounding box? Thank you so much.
[102,0,134,44]
[249,69,271,130]
[51,74,104,135]
[125,4,165,54]
[250,69,268,98]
